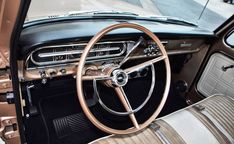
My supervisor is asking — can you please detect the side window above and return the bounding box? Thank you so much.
[225,30,234,48]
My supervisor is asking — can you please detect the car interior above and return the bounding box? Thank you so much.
[0,0,234,144]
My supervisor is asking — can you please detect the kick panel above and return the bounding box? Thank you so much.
[197,53,234,98]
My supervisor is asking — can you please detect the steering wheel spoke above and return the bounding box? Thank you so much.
[82,75,111,81]
[82,69,111,81]
[115,87,139,129]
[124,55,166,74]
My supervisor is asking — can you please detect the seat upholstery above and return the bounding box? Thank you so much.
[90,95,234,144]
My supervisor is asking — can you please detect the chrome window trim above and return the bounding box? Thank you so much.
[223,29,234,49]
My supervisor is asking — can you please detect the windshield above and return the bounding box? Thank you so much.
[26,0,234,31]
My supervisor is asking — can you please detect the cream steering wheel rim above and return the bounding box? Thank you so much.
[76,23,171,135]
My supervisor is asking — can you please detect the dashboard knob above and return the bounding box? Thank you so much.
[47,69,57,78]
[175,80,188,93]
[60,69,67,74]
[39,70,47,84]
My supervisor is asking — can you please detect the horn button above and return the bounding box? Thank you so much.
[111,69,128,87]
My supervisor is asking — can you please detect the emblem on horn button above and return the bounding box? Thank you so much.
[111,69,128,87]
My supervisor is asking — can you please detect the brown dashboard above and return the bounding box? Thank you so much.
[18,37,207,82]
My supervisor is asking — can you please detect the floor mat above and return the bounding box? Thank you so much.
[39,92,106,144]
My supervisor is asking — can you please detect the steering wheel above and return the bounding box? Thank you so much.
[76,23,171,134]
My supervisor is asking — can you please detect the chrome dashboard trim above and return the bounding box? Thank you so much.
[25,48,200,70]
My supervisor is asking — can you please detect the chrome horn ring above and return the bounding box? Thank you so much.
[93,64,156,116]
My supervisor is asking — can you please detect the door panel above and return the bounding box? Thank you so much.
[197,53,234,98]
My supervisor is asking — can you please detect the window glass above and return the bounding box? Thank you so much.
[226,31,234,47]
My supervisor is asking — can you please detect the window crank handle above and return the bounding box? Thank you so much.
[222,65,234,72]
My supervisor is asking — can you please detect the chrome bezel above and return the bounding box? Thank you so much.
[26,41,133,67]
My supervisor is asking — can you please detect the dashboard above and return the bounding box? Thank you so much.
[18,19,214,82]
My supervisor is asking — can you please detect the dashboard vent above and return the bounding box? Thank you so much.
[30,41,127,66]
